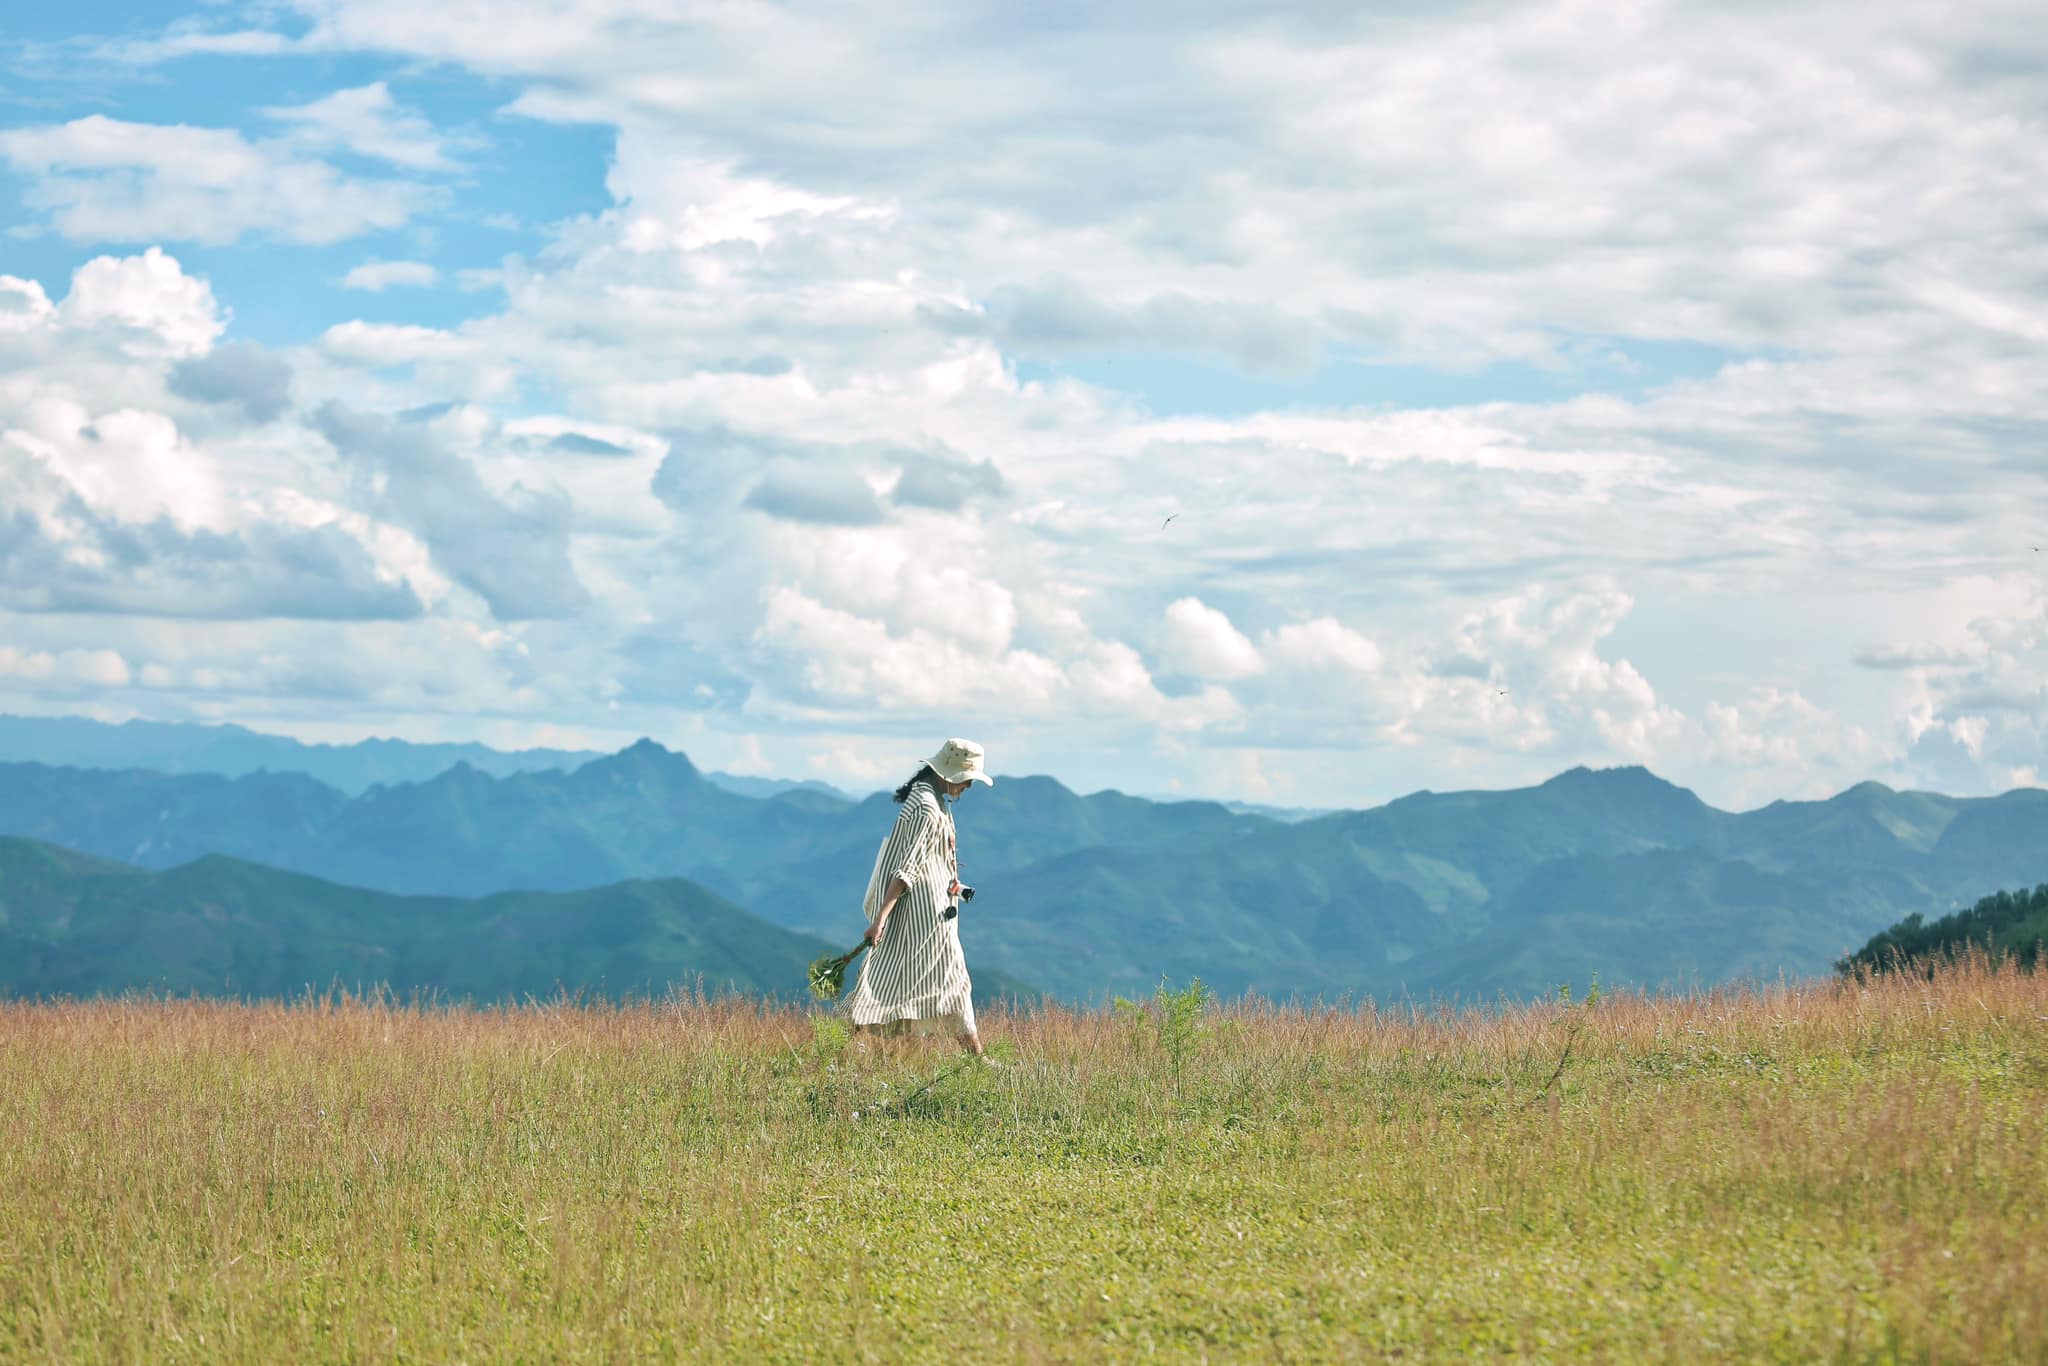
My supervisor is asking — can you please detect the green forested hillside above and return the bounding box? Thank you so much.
[0,838,1042,1005]
[1839,883,2048,974]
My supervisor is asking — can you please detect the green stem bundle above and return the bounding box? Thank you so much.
[807,944,866,1001]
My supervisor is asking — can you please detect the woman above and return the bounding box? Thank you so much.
[842,737,993,1057]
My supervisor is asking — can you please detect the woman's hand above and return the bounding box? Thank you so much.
[865,915,888,947]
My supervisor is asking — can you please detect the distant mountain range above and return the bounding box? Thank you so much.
[0,714,848,801]
[2,723,2044,1003]
[0,836,1044,1005]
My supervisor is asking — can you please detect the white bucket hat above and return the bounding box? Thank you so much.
[926,737,994,786]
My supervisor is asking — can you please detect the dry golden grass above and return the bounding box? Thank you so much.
[2,957,2044,1361]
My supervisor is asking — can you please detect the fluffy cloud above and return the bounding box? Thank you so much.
[0,255,568,725]
[319,320,473,365]
[265,83,470,173]
[1157,597,1264,681]
[0,498,424,621]
[311,405,591,620]
[58,248,224,357]
[1398,586,1686,763]
[13,406,229,531]
[0,258,425,627]
[1263,619,1382,677]
[750,575,1243,742]
[0,277,58,334]
[753,586,1057,714]
[0,115,439,245]
[1884,578,2048,793]
[1706,689,1859,768]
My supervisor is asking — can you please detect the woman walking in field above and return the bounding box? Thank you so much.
[842,738,992,1057]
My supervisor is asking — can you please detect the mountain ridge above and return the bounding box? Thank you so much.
[0,836,1044,1005]
[0,714,850,802]
[1,738,2044,1002]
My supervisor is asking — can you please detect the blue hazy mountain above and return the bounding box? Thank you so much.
[0,714,848,802]
[1,738,2044,1002]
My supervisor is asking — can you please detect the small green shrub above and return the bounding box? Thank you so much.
[1114,975,1212,1088]
[810,1015,850,1060]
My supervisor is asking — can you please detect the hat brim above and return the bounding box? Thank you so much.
[928,758,994,786]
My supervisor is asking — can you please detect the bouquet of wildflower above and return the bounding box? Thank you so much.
[808,943,866,1001]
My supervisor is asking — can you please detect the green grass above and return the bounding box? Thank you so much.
[2,958,2044,1361]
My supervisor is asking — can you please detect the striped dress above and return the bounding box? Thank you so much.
[842,785,975,1031]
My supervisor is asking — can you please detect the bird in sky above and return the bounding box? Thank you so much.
[1161,513,1180,530]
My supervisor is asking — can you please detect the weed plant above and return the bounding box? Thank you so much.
[1,955,2044,1361]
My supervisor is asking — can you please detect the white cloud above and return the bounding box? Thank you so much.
[256,0,2048,384]
[59,248,225,357]
[1157,597,1264,681]
[1948,713,1990,757]
[0,276,58,334]
[1263,618,1382,677]
[319,320,473,365]
[13,406,229,531]
[0,252,432,630]
[342,260,441,292]
[752,586,1059,715]
[750,581,1242,741]
[1397,586,1686,764]
[5,5,2046,806]
[1879,577,2048,793]
[0,116,438,245]
[95,28,294,64]
[266,83,471,173]
[1705,689,1843,769]
[0,646,132,689]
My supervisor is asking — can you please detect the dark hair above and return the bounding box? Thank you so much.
[893,764,944,804]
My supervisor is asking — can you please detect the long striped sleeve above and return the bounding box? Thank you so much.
[875,798,938,909]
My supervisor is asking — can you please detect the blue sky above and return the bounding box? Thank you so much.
[1,0,2044,807]
[4,24,613,343]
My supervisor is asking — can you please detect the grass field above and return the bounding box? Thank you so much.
[3,959,2044,1362]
